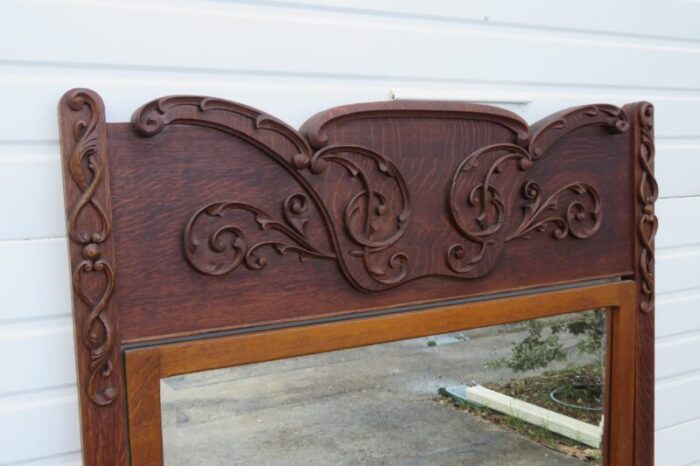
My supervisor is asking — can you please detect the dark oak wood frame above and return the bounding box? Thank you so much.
[58,89,656,465]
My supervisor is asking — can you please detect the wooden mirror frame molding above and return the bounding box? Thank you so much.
[58,89,657,466]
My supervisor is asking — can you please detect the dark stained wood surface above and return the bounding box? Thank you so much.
[128,281,637,466]
[107,100,634,342]
[57,90,656,465]
[58,90,128,466]
[625,101,658,466]
[125,348,163,466]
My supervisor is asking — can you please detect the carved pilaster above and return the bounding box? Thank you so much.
[636,103,658,313]
[625,100,656,466]
[59,89,127,466]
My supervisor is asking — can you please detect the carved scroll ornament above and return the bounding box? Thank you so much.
[132,100,628,292]
[62,90,117,406]
[636,103,658,313]
[183,194,336,276]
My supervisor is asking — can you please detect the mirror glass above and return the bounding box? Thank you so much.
[161,308,609,465]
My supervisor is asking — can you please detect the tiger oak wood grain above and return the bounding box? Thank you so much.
[127,281,636,466]
[125,349,163,466]
[57,90,655,465]
[107,100,633,342]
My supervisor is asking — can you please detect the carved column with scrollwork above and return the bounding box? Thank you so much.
[58,89,127,466]
[624,101,657,466]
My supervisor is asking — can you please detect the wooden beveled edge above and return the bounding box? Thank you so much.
[125,349,163,466]
[299,99,529,149]
[608,282,637,466]
[125,280,637,466]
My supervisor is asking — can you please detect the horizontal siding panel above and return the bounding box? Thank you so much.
[656,418,700,466]
[657,374,700,431]
[10,452,82,466]
[0,388,80,465]
[657,290,700,338]
[0,238,71,322]
[656,143,700,198]
[1,68,699,143]
[0,319,75,396]
[264,0,700,42]
[0,150,64,241]
[656,197,700,250]
[1,2,700,90]
[657,334,700,380]
[657,247,700,295]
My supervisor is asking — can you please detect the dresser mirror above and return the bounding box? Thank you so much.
[160,308,611,465]
[58,90,656,465]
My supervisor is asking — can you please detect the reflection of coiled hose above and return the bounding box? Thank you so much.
[550,383,603,412]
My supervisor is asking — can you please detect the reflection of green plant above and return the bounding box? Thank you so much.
[487,310,605,373]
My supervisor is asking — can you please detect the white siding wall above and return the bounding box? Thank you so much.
[0,0,699,464]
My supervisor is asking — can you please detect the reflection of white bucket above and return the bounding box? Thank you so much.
[550,383,603,412]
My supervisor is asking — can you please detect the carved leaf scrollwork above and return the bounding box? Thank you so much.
[184,194,336,276]
[309,145,411,285]
[64,90,117,406]
[447,143,533,273]
[134,96,631,289]
[529,104,630,157]
[637,103,658,313]
[446,104,628,275]
[505,181,602,241]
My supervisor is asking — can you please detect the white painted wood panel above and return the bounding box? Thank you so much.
[1,1,700,90]
[656,197,700,250]
[657,247,700,295]
[657,373,700,431]
[262,0,700,42]
[0,318,75,396]
[0,388,80,465]
[656,143,700,199]
[0,238,71,322]
[657,290,700,339]
[657,335,700,381]
[1,67,700,144]
[656,418,700,466]
[14,452,82,466]
[0,147,64,241]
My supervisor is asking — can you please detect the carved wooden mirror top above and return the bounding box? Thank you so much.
[58,89,656,465]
